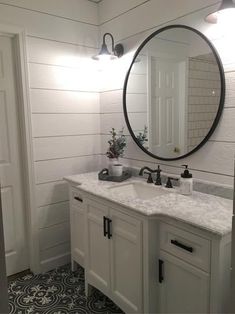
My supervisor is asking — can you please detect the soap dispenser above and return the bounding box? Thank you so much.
[180,165,193,195]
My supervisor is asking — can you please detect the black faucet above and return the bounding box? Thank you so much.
[139,167,154,183]
[139,166,155,176]
[139,166,162,185]
[139,167,155,183]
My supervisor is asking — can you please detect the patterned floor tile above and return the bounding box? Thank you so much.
[8,264,123,314]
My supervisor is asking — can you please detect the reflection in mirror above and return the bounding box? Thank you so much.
[124,26,224,160]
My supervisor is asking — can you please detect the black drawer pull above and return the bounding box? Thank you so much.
[74,196,83,203]
[103,216,108,237]
[159,259,164,283]
[171,239,193,253]
[107,218,112,239]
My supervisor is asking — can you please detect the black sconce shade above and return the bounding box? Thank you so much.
[92,33,124,60]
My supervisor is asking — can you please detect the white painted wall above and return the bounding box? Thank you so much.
[99,0,235,187]
[0,0,101,272]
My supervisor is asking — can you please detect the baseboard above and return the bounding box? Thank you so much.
[40,252,71,273]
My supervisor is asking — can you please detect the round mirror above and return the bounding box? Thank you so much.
[123,25,225,161]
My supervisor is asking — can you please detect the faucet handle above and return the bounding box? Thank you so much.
[155,165,162,185]
[145,171,153,184]
[165,177,179,188]
[156,165,162,173]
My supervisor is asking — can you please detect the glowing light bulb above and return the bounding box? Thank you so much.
[217,8,235,23]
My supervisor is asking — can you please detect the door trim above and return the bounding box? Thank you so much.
[0,23,40,273]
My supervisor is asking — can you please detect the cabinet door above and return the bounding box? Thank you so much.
[110,209,143,314]
[70,188,85,268]
[159,250,209,314]
[85,199,110,295]
[71,205,85,267]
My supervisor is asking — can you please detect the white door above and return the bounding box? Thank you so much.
[231,214,235,313]
[159,250,209,314]
[110,209,143,314]
[231,158,235,313]
[0,189,8,312]
[0,35,29,275]
[150,57,185,157]
[85,199,110,296]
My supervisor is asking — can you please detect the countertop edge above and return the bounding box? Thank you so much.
[64,175,232,237]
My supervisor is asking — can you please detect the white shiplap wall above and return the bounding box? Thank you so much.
[0,0,101,272]
[99,0,235,187]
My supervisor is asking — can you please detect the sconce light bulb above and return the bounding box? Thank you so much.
[205,0,235,23]
[93,54,117,61]
[216,7,235,23]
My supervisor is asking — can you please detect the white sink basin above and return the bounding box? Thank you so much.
[108,182,171,200]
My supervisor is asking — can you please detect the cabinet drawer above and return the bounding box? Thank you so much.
[70,187,84,208]
[160,223,211,272]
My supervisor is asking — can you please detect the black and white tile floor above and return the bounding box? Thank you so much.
[8,264,123,314]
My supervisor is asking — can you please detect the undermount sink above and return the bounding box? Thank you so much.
[108,182,171,200]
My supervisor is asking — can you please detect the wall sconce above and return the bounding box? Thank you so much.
[92,33,124,61]
[205,0,235,23]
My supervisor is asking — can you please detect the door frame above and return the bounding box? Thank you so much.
[0,23,40,273]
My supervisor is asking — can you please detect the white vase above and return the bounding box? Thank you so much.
[112,164,123,177]
[108,158,123,176]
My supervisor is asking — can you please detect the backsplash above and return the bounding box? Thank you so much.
[127,166,233,200]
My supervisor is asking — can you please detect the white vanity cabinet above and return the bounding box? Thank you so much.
[67,182,231,314]
[85,197,143,314]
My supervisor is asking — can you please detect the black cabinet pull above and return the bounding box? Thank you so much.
[170,239,193,253]
[107,218,112,239]
[103,216,108,237]
[159,259,164,283]
[74,196,83,203]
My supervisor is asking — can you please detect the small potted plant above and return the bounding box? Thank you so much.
[136,125,148,147]
[106,128,126,176]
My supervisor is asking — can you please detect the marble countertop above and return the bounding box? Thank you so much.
[64,172,233,236]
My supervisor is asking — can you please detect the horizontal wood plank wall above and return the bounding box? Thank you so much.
[0,0,98,25]
[0,1,100,272]
[99,0,235,187]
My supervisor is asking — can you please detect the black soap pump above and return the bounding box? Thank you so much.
[179,165,193,195]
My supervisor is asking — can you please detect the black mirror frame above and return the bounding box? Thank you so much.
[123,24,225,161]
